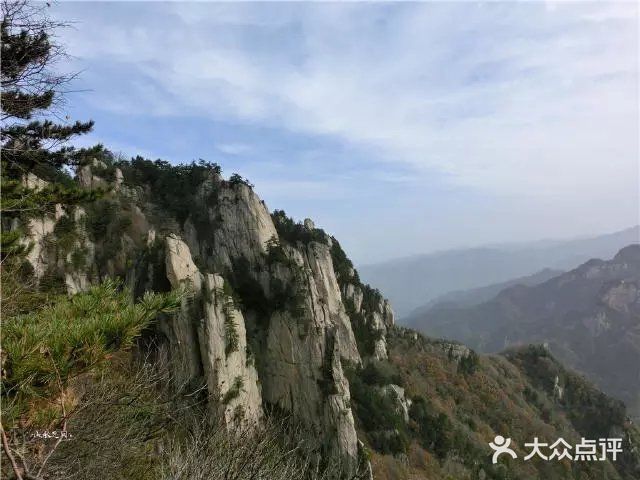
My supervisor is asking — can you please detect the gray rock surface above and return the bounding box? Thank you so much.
[16,168,396,475]
[164,235,263,429]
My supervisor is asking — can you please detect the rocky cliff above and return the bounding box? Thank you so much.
[18,158,396,476]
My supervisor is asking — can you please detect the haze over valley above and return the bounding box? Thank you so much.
[359,226,640,317]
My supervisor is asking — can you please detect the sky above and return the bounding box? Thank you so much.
[50,1,639,265]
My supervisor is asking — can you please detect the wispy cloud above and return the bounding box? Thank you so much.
[216,143,253,156]
[52,1,638,262]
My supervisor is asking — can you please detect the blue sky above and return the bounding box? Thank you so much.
[52,1,638,264]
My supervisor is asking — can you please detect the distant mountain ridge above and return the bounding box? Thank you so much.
[405,245,640,420]
[409,267,563,314]
[359,226,640,317]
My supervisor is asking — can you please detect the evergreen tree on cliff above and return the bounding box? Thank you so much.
[1,0,100,258]
[0,7,186,479]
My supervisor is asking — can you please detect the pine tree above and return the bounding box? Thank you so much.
[0,10,185,477]
[1,0,101,260]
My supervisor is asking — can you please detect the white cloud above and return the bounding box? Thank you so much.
[56,2,637,196]
[52,1,639,258]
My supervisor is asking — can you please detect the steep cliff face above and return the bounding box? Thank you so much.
[178,176,364,467]
[164,235,263,428]
[19,161,385,475]
[341,279,395,361]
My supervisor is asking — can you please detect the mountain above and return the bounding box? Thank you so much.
[5,158,639,480]
[410,268,564,314]
[367,333,640,480]
[406,246,640,420]
[8,158,394,478]
[359,227,640,317]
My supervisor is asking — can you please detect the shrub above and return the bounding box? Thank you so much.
[271,271,307,320]
[271,210,327,246]
[117,157,221,227]
[69,246,89,271]
[8,352,212,480]
[368,429,409,456]
[344,284,386,358]
[1,280,181,427]
[329,237,360,288]
[226,256,271,324]
[359,360,403,387]
[84,198,133,273]
[91,161,118,183]
[360,284,383,313]
[11,355,354,480]
[318,335,338,396]
[85,199,119,240]
[224,318,239,356]
[219,281,240,356]
[562,374,626,439]
[346,365,409,455]
[409,397,452,459]
[346,304,384,358]
[265,235,289,265]
[53,213,78,254]
[222,376,244,405]
[228,173,254,188]
[458,351,479,376]
[227,255,307,329]
[159,414,353,480]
